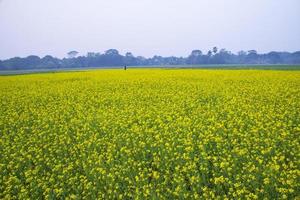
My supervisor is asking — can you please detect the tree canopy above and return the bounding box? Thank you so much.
[0,48,299,70]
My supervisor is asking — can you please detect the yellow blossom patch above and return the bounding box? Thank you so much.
[0,69,299,199]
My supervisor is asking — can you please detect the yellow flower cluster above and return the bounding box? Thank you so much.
[0,69,299,199]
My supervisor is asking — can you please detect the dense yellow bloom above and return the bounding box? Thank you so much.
[0,69,299,199]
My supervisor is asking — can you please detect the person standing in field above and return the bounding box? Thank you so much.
[124,65,127,70]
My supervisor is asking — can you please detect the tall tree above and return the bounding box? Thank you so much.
[105,49,119,55]
[213,47,218,54]
[67,51,79,58]
[188,50,203,64]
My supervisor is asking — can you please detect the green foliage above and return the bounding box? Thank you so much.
[1,50,300,70]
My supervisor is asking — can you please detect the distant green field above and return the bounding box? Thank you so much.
[160,64,300,70]
[0,65,300,75]
[1,69,299,199]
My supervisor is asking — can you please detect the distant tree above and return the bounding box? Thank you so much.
[85,52,101,67]
[102,49,123,66]
[246,50,259,63]
[67,51,79,58]
[125,52,134,57]
[3,57,24,69]
[87,52,98,57]
[248,50,257,55]
[238,51,247,56]
[213,49,233,64]
[41,55,60,68]
[237,51,247,63]
[149,55,164,65]
[1,48,300,70]
[105,49,119,55]
[207,50,212,57]
[191,50,202,57]
[136,56,147,65]
[266,52,281,64]
[24,55,41,68]
[291,51,300,64]
[188,50,203,64]
[213,47,218,54]
[164,56,174,65]
[124,52,136,65]
[204,50,213,64]
[26,55,40,61]
[220,49,230,54]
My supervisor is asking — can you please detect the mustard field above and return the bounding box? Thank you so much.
[0,69,299,199]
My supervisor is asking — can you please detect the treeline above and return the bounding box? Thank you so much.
[1,48,300,70]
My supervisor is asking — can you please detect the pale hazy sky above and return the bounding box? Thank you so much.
[0,0,299,59]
